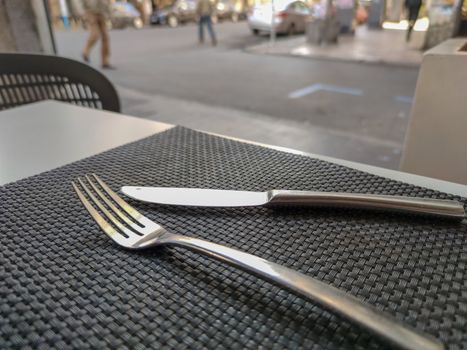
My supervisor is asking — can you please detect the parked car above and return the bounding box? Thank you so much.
[109,2,143,29]
[150,0,197,27]
[214,0,246,22]
[247,0,312,35]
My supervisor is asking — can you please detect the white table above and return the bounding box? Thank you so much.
[2,100,467,197]
[0,101,172,186]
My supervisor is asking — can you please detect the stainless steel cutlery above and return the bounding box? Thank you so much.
[122,186,465,219]
[73,174,444,350]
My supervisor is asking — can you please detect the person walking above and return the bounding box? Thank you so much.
[82,0,115,69]
[405,0,422,42]
[196,0,217,46]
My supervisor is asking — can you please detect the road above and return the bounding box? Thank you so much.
[55,22,419,169]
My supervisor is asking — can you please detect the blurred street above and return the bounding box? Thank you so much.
[56,22,419,169]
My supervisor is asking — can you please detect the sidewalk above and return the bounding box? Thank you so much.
[117,84,404,169]
[246,26,424,67]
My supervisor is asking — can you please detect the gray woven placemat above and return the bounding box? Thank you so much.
[1,126,466,349]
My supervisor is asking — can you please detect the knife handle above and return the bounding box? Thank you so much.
[266,190,465,219]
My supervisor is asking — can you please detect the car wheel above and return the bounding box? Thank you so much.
[133,18,143,29]
[168,15,178,27]
[231,13,239,22]
[251,28,259,35]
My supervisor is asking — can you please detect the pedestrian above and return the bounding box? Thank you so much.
[81,0,115,69]
[130,0,147,25]
[405,0,422,42]
[196,0,217,46]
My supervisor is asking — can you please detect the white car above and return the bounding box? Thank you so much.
[248,0,312,35]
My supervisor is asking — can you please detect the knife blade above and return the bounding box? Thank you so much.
[122,187,268,207]
[121,186,466,219]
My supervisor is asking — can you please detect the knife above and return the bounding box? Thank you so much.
[121,186,465,219]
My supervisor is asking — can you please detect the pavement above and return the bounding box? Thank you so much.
[55,22,419,169]
[246,25,424,67]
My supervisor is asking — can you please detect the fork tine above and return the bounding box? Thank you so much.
[72,181,119,238]
[77,177,132,237]
[84,174,135,227]
[92,174,144,221]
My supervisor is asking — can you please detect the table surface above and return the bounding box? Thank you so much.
[0,101,172,186]
[1,100,467,197]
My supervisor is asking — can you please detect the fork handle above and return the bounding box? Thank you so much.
[161,233,444,350]
[267,190,465,219]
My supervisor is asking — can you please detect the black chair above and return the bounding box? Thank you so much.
[0,53,120,112]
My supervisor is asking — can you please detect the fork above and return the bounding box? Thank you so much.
[72,174,444,350]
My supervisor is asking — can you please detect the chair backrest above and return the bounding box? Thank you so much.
[0,53,120,112]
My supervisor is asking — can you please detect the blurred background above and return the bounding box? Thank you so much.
[1,0,465,169]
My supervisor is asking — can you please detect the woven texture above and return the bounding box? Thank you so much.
[1,126,466,349]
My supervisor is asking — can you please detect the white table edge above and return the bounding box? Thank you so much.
[207,132,467,198]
